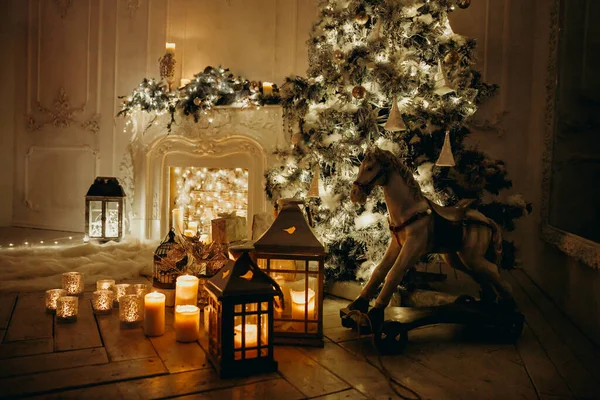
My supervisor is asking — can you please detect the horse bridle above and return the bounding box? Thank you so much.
[353,166,387,188]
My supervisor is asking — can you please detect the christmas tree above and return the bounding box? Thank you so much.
[265,0,531,282]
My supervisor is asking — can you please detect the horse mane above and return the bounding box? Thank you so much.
[367,147,424,201]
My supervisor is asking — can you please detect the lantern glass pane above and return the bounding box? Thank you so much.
[89,201,103,237]
[234,315,243,349]
[270,259,297,281]
[288,276,317,332]
[245,302,258,313]
[246,349,258,359]
[307,322,318,333]
[234,304,242,313]
[105,201,120,237]
[260,311,269,346]
[260,302,268,311]
[257,258,267,269]
[261,348,268,357]
[308,260,319,272]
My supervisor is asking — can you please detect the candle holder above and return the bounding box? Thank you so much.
[175,305,200,342]
[144,292,166,337]
[62,272,85,296]
[92,290,114,314]
[56,296,79,323]
[119,294,143,329]
[176,275,199,306]
[129,283,150,298]
[45,289,67,313]
[96,279,115,291]
[112,283,131,307]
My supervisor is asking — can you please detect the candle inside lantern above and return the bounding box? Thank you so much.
[176,275,199,306]
[92,290,113,314]
[96,279,115,291]
[165,42,176,55]
[262,82,274,96]
[234,324,258,348]
[119,294,143,328]
[144,292,166,337]
[56,296,78,322]
[174,305,200,342]
[291,288,316,331]
[62,272,84,296]
[172,208,184,234]
[112,283,131,307]
[45,289,66,313]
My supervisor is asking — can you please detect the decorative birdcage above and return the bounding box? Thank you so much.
[153,229,188,289]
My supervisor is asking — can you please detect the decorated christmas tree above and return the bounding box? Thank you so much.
[265,0,531,282]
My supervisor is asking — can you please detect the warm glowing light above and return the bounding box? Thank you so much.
[234,324,258,348]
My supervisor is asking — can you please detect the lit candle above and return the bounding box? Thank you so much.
[180,78,191,87]
[112,283,131,307]
[96,279,115,291]
[291,288,316,331]
[187,221,198,232]
[176,275,199,307]
[172,208,184,234]
[45,289,67,313]
[56,296,78,323]
[119,294,143,329]
[144,292,166,337]
[174,305,200,342]
[262,82,274,96]
[92,290,113,314]
[165,42,176,55]
[234,324,258,348]
[62,272,84,296]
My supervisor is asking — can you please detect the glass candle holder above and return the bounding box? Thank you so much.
[92,290,114,314]
[119,294,143,328]
[56,296,78,323]
[129,283,150,298]
[96,279,115,291]
[112,283,131,307]
[175,275,199,306]
[174,305,200,342]
[45,289,67,313]
[62,272,84,296]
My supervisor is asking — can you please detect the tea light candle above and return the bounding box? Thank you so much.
[175,275,199,306]
[56,296,78,322]
[96,279,115,291]
[291,288,316,331]
[92,290,113,314]
[165,42,176,55]
[62,272,84,296]
[119,294,143,328]
[112,283,131,307]
[262,82,274,96]
[234,324,258,348]
[45,289,66,313]
[175,305,200,342]
[129,283,150,298]
[144,292,166,337]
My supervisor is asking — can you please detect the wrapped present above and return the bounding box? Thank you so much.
[211,212,248,244]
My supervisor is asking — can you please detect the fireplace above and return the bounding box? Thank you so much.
[122,106,285,241]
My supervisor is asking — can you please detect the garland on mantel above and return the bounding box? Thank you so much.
[117,66,281,132]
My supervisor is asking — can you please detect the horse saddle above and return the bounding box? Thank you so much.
[428,199,476,253]
[429,198,476,222]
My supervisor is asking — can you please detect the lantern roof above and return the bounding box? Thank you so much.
[205,252,279,299]
[86,177,126,198]
[254,199,324,256]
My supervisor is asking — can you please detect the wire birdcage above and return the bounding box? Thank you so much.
[153,229,188,289]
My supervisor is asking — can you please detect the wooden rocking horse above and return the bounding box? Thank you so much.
[341,147,523,353]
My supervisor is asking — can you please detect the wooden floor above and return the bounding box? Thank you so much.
[0,270,599,400]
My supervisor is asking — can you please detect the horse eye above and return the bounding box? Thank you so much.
[366,166,373,172]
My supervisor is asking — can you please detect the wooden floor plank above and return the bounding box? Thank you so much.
[96,311,157,362]
[0,347,108,378]
[503,270,599,399]
[516,324,573,398]
[4,293,52,342]
[54,295,103,351]
[0,337,53,359]
[511,269,600,380]
[275,346,350,398]
[0,357,167,398]
[115,368,278,400]
[149,329,209,373]
[323,297,348,316]
[0,293,17,330]
[176,378,305,400]
[311,388,368,399]
[29,383,126,400]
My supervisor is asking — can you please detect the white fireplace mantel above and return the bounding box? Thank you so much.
[122,105,286,241]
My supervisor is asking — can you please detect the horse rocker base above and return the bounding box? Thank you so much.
[339,295,524,355]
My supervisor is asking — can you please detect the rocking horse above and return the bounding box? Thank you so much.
[340,147,524,353]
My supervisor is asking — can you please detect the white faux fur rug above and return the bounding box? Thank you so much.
[0,239,156,292]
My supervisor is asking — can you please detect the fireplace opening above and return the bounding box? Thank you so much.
[169,166,249,238]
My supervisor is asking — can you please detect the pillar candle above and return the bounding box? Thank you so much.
[144,292,165,337]
[92,290,113,314]
[234,324,258,348]
[172,208,184,234]
[62,272,84,296]
[187,221,198,232]
[96,279,115,291]
[45,289,66,313]
[56,296,78,323]
[176,275,199,306]
[165,42,176,55]
[174,305,200,342]
[291,288,316,331]
[262,82,274,96]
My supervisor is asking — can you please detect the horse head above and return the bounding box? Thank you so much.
[350,147,390,204]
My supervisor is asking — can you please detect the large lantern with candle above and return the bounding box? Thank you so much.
[85,177,125,242]
[204,252,282,378]
[253,198,325,347]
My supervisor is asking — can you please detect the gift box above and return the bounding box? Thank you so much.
[211,213,247,244]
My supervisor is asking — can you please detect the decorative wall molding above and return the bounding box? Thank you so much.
[54,0,72,19]
[539,0,600,269]
[124,0,142,18]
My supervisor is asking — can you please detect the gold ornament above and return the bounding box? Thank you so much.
[291,132,303,145]
[384,96,406,132]
[333,50,345,63]
[458,0,471,9]
[193,97,201,106]
[444,50,460,64]
[355,10,369,25]
[352,85,367,99]
[435,131,456,167]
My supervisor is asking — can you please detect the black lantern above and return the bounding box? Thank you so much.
[85,177,125,242]
[253,198,325,347]
[153,229,188,289]
[205,252,282,378]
